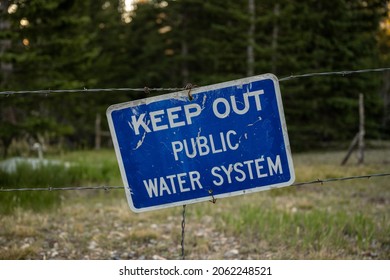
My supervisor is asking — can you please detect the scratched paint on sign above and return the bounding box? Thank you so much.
[107,74,295,212]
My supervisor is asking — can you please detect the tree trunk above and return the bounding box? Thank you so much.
[179,6,189,85]
[181,39,189,85]
[0,1,13,86]
[381,71,390,130]
[247,0,255,76]
[271,4,280,74]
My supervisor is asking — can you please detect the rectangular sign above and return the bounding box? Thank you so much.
[107,74,295,212]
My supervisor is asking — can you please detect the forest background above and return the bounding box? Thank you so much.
[1,0,390,155]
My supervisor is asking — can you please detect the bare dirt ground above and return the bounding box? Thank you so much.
[1,182,389,260]
[0,195,247,260]
[1,149,389,260]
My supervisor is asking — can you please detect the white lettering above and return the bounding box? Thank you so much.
[248,90,264,111]
[171,130,239,161]
[131,104,202,135]
[213,98,231,119]
[254,157,268,178]
[150,110,168,132]
[184,103,201,125]
[171,141,183,161]
[131,114,151,135]
[209,134,222,153]
[210,155,284,186]
[159,177,172,196]
[243,160,254,180]
[143,171,203,198]
[233,162,246,182]
[226,130,239,150]
[230,94,250,115]
[197,136,210,156]
[183,138,197,159]
[268,155,283,175]
[188,171,202,190]
[177,173,190,192]
[167,107,185,128]
[130,89,265,135]
[211,167,224,186]
[166,174,177,194]
[143,178,158,198]
[212,90,264,119]
[221,164,233,184]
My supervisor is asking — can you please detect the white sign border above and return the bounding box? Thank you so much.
[107,73,295,213]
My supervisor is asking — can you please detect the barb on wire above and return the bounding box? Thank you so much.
[279,67,390,82]
[0,185,123,192]
[291,173,390,187]
[0,173,389,192]
[0,87,186,96]
[1,67,390,96]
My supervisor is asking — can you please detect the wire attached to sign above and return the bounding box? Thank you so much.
[181,204,186,259]
[1,67,389,97]
[208,189,217,204]
[1,173,389,192]
[185,83,197,101]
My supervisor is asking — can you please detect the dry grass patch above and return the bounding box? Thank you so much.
[0,148,389,259]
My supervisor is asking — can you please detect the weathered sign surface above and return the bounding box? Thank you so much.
[107,74,295,212]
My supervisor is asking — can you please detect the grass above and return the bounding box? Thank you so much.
[218,205,385,258]
[0,148,389,259]
[0,150,121,214]
[187,148,390,259]
[0,245,38,260]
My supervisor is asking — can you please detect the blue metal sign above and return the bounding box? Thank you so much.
[107,74,295,212]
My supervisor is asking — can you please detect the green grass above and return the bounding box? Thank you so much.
[54,149,121,185]
[187,148,390,259]
[0,245,38,260]
[0,148,389,259]
[0,149,121,214]
[218,205,386,258]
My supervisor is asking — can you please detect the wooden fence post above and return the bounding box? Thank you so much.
[95,113,101,150]
[341,93,365,166]
[357,93,365,165]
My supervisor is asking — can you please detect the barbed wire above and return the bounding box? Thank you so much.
[278,67,390,82]
[1,67,389,96]
[0,172,389,193]
[0,87,185,96]
[0,185,122,192]
[291,172,390,187]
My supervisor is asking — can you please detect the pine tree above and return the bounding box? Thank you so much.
[265,0,387,149]
[1,0,99,151]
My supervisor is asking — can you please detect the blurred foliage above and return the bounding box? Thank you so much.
[0,149,121,213]
[0,0,389,153]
